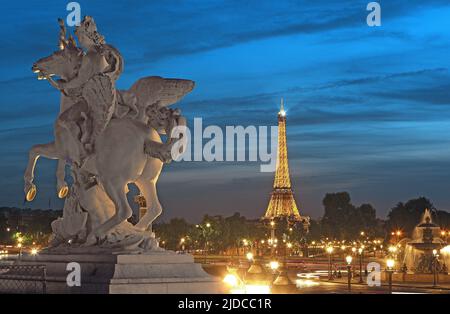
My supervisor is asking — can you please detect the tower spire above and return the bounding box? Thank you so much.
[279,98,285,117]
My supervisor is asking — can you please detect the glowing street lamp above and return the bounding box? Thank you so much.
[433,249,439,287]
[246,252,254,262]
[180,237,186,252]
[345,255,353,292]
[223,274,239,288]
[386,258,395,294]
[358,247,364,283]
[326,247,334,280]
[388,245,398,254]
[269,261,279,272]
[31,248,38,255]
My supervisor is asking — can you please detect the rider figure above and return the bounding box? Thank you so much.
[57,16,123,161]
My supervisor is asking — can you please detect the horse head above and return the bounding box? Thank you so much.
[32,39,82,82]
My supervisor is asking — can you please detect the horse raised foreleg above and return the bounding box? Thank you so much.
[24,141,60,201]
[56,159,69,198]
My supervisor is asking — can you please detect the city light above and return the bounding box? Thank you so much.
[326,246,333,254]
[269,261,279,271]
[223,274,239,287]
[388,245,398,253]
[386,259,395,270]
[246,252,254,261]
[31,248,38,255]
[441,245,450,255]
[346,255,353,265]
[206,223,211,228]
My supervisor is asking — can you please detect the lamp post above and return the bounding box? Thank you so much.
[386,258,395,294]
[358,247,363,283]
[180,237,186,253]
[326,246,334,280]
[346,255,353,292]
[197,223,212,264]
[433,249,439,287]
[269,260,279,282]
[270,220,275,257]
[17,236,23,260]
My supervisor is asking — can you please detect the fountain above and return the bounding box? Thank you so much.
[399,209,447,273]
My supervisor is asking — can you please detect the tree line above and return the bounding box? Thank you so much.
[0,193,449,250]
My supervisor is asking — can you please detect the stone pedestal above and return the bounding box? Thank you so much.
[18,251,224,294]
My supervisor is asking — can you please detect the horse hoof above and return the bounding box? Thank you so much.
[58,185,69,199]
[25,184,37,202]
[83,234,98,247]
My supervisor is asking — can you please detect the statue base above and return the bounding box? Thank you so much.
[18,251,224,294]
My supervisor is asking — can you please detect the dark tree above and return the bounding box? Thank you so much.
[385,197,435,236]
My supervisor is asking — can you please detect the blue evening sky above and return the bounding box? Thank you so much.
[0,0,449,221]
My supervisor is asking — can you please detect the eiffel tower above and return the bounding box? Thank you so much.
[263,99,309,227]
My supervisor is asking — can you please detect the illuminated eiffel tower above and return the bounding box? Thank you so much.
[263,99,308,226]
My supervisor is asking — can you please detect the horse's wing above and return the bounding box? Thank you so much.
[129,76,195,108]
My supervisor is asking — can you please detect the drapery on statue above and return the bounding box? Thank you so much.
[24,16,194,252]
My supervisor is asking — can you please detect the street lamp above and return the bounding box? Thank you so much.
[433,249,439,287]
[386,258,395,294]
[246,252,254,262]
[269,220,276,257]
[269,260,279,272]
[346,255,353,292]
[326,246,334,280]
[358,247,363,283]
[197,223,212,264]
[180,237,186,253]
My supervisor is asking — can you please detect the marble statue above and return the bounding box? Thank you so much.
[24,17,193,252]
